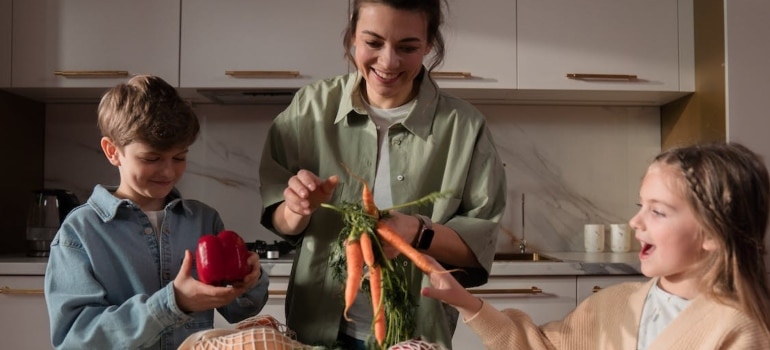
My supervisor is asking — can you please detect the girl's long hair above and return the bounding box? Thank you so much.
[655,142,770,332]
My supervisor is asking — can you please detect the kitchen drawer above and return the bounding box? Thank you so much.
[0,275,51,349]
[453,276,576,349]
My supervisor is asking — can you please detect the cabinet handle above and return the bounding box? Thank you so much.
[268,290,286,296]
[592,286,602,293]
[566,73,638,81]
[468,286,542,295]
[54,70,129,78]
[225,71,301,78]
[430,71,472,79]
[0,286,44,295]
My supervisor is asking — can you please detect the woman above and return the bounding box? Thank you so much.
[259,0,506,348]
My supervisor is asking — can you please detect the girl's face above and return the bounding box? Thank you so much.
[629,163,716,298]
[103,138,188,211]
[352,4,432,109]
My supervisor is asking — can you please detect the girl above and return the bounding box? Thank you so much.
[422,142,770,349]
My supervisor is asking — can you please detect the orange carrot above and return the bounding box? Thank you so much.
[375,221,435,274]
[359,231,375,268]
[342,163,378,218]
[369,264,385,346]
[344,238,364,321]
[362,182,377,217]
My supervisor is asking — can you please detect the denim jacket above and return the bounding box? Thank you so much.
[45,185,269,350]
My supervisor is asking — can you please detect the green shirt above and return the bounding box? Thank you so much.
[259,70,507,349]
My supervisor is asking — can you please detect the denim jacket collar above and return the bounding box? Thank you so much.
[87,184,191,223]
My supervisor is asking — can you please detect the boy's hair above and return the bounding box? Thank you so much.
[97,75,199,150]
[655,142,770,332]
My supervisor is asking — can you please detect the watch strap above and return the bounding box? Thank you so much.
[414,214,434,250]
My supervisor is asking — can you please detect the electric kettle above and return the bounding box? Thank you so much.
[25,189,80,257]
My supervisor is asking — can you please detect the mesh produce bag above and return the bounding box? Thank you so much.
[178,315,313,350]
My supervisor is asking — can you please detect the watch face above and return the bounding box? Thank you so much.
[418,229,434,250]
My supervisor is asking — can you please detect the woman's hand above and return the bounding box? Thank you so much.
[274,170,339,235]
[283,170,338,216]
[378,211,421,259]
[420,255,484,317]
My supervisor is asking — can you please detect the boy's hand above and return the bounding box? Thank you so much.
[173,250,252,313]
[230,251,262,290]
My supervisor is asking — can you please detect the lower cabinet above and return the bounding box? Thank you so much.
[452,276,577,349]
[0,275,51,349]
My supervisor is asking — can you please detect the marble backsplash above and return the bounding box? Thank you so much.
[44,103,659,253]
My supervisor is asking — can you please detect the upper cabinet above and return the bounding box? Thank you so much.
[11,0,180,88]
[431,0,517,90]
[179,0,349,89]
[517,0,694,94]
[0,0,11,88]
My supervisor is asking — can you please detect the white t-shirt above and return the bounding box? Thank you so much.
[341,99,414,340]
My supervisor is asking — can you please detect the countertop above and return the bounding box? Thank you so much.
[0,251,642,277]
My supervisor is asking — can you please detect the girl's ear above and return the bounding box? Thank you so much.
[702,236,719,252]
[101,137,121,166]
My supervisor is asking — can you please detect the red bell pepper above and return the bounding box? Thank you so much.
[195,230,252,286]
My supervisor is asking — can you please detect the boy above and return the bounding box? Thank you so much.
[44,75,268,349]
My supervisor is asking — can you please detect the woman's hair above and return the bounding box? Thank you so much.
[343,0,447,72]
[97,75,199,151]
[654,142,770,331]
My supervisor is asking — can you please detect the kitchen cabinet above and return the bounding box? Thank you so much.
[0,275,52,349]
[576,274,648,304]
[11,0,180,88]
[180,0,349,90]
[214,276,288,329]
[0,0,10,88]
[431,0,516,90]
[516,0,694,102]
[452,276,576,349]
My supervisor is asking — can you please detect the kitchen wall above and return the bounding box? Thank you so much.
[0,90,45,255]
[43,102,659,253]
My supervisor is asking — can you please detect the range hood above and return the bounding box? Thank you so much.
[195,88,297,105]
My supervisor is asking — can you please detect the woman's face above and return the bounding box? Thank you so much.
[629,163,716,297]
[352,4,432,109]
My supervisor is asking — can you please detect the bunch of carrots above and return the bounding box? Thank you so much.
[323,179,446,349]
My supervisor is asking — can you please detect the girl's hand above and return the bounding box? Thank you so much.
[420,255,484,316]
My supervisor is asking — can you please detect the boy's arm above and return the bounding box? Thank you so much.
[216,268,270,323]
[44,233,190,349]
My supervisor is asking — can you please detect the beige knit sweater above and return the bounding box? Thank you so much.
[465,278,770,349]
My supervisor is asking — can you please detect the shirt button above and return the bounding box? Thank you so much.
[144,228,153,235]
[394,139,402,145]
[396,175,405,181]
[376,125,381,130]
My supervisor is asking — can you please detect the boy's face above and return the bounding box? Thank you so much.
[101,137,188,211]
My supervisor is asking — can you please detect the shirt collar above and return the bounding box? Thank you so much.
[334,67,439,140]
[87,184,190,222]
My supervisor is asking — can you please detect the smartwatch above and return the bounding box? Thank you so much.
[414,214,435,250]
